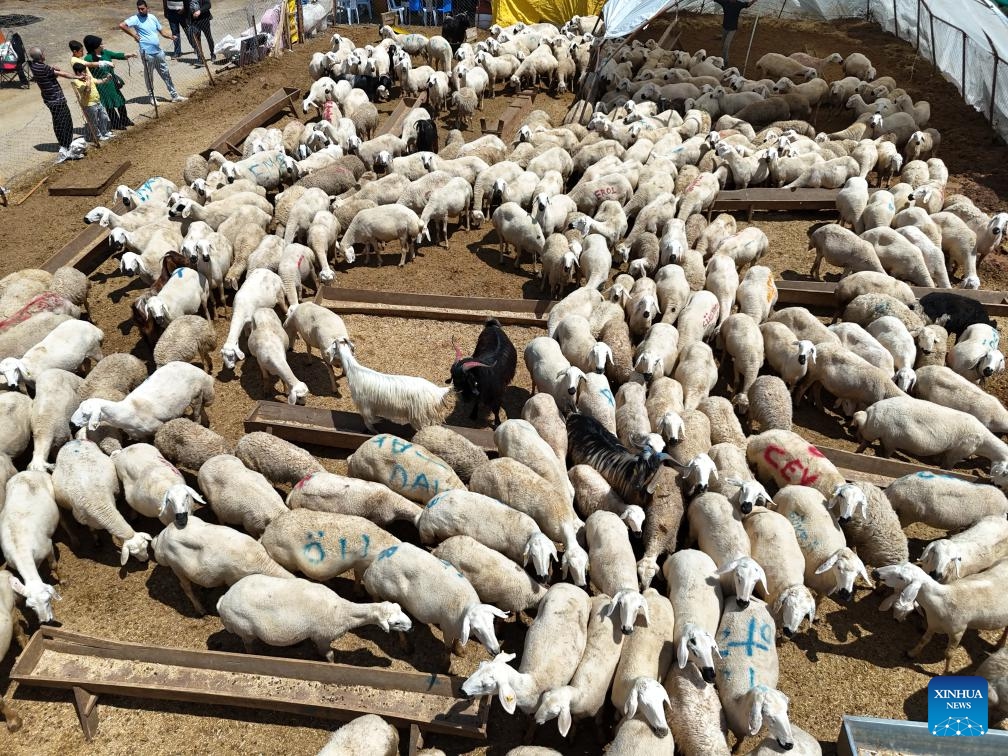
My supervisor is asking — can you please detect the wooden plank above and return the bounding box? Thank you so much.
[319,286,555,316]
[245,402,496,453]
[816,445,980,485]
[40,199,128,274]
[13,627,488,739]
[774,279,1008,316]
[711,187,882,216]
[377,93,428,139]
[500,92,537,143]
[48,161,131,197]
[201,87,301,159]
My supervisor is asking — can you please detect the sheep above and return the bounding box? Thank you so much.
[895,225,949,288]
[744,510,817,639]
[873,561,1008,673]
[282,302,350,393]
[675,290,720,348]
[866,316,917,390]
[340,205,423,268]
[852,396,1008,471]
[919,291,995,339]
[0,319,103,390]
[417,176,473,248]
[717,599,795,751]
[220,268,287,370]
[757,322,809,390]
[746,430,845,499]
[886,471,1008,529]
[218,574,409,662]
[917,515,1008,585]
[153,315,215,371]
[718,313,763,401]
[462,584,590,716]
[674,341,718,412]
[234,432,323,488]
[471,457,588,585]
[246,308,308,405]
[859,227,935,287]
[742,375,792,433]
[663,549,723,685]
[21,367,80,473]
[948,324,1005,385]
[912,364,1008,433]
[584,510,653,637]
[828,481,908,568]
[606,717,676,755]
[194,454,285,538]
[664,665,731,756]
[49,267,90,314]
[285,471,419,528]
[495,418,574,505]
[732,266,776,327]
[450,87,479,129]
[71,362,214,441]
[52,439,152,565]
[316,715,400,756]
[492,202,547,272]
[645,376,685,444]
[834,271,916,309]
[348,433,463,505]
[363,542,507,656]
[756,53,817,82]
[806,223,883,279]
[827,322,896,377]
[698,396,748,450]
[408,427,487,488]
[1,471,60,625]
[687,492,766,606]
[979,648,1008,721]
[795,341,906,415]
[151,418,230,476]
[843,293,924,333]
[152,516,294,616]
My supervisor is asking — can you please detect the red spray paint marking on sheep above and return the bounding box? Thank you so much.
[761,444,822,486]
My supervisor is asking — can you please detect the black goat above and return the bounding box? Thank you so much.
[351,74,392,102]
[566,413,678,508]
[415,119,439,153]
[448,318,516,427]
[919,292,996,339]
[441,14,471,52]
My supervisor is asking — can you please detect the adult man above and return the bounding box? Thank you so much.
[162,0,194,59]
[714,0,753,66]
[119,0,187,104]
[26,47,82,163]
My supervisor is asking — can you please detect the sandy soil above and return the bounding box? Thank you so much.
[0,12,1007,756]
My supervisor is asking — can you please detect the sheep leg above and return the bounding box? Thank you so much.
[177,573,207,616]
[47,548,62,585]
[1,697,21,733]
[200,345,213,372]
[943,631,965,674]
[908,629,934,659]
[259,364,276,396]
[327,363,339,394]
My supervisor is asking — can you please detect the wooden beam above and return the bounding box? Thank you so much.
[710,187,881,220]
[40,199,128,274]
[500,91,537,143]
[774,279,1008,316]
[377,93,428,138]
[816,445,980,485]
[13,627,489,740]
[201,87,301,159]
[48,161,131,197]
[244,402,496,453]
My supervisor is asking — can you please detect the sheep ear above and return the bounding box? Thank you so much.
[815,552,839,574]
[186,486,206,505]
[8,576,26,596]
[677,635,690,669]
[498,680,518,715]
[557,705,572,737]
[749,694,765,735]
[624,686,639,719]
[120,542,131,566]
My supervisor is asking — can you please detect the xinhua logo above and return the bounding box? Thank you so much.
[928,676,988,737]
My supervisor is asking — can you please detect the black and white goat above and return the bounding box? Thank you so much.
[566,413,679,508]
[448,318,517,427]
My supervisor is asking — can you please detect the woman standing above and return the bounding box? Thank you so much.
[82,35,137,130]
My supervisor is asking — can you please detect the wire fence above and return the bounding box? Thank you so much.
[0,0,303,187]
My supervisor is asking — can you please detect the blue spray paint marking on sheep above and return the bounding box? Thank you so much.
[303,530,326,564]
[600,388,615,407]
[376,545,398,561]
[720,618,774,659]
[439,558,464,580]
[914,471,960,481]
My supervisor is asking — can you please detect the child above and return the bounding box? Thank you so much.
[71,61,113,141]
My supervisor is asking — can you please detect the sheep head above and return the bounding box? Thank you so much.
[534,686,576,735]
[522,532,557,579]
[0,357,26,389]
[773,584,817,639]
[604,589,650,635]
[828,482,869,524]
[375,602,412,632]
[623,677,670,737]
[160,483,205,528]
[9,576,60,625]
[83,206,113,227]
[815,547,872,602]
[220,343,245,370]
[71,398,106,432]
[119,532,153,566]
[288,381,309,406]
[677,622,720,683]
[918,539,963,582]
[461,603,508,656]
[748,686,794,749]
[560,542,588,587]
[725,477,771,514]
[718,556,767,607]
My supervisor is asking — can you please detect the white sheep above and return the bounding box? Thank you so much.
[716,599,794,751]
[247,308,308,405]
[918,515,1008,583]
[948,323,1005,384]
[663,549,723,684]
[866,316,918,390]
[0,319,103,389]
[316,714,399,756]
[585,511,652,634]
[687,493,766,606]
[1,471,60,624]
[144,266,212,327]
[461,584,590,714]
[198,454,286,537]
[492,202,547,272]
[221,268,287,370]
[432,536,547,616]
[912,364,1008,434]
[362,542,507,656]
[217,574,409,661]
[524,334,585,413]
[282,302,350,393]
[27,369,82,474]
[885,472,1008,529]
[873,561,1008,673]
[674,341,718,411]
[285,470,420,526]
[773,485,871,602]
[111,442,204,527]
[340,205,423,267]
[151,516,293,615]
[71,362,215,440]
[664,665,731,756]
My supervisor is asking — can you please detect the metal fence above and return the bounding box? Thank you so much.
[0,0,294,188]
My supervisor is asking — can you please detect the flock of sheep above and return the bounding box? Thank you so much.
[3,11,1008,755]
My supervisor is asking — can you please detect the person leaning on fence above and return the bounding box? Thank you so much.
[188,0,215,65]
[71,62,114,142]
[714,0,753,67]
[83,35,137,130]
[119,0,187,104]
[26,47,83,163]
[162,0,194,59]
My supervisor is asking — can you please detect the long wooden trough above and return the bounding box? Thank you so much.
[244,402,981,486]
[201,86,301,158]
[316,286,556,328]
[376,93,427,138]
[40,199,128,274]
[11,627,489,742]
[774,279,1008,316]
[710,187,880,221]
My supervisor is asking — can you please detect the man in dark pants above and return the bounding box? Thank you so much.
[27,47,83,162]
[714,0,753,66]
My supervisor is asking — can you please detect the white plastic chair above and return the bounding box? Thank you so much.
[335,0,360,24]
[385,0,406,24]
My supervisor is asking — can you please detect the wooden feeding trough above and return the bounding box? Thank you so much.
[774,279,1008,317]
[709,187,881,221]
[377,93,428,138]
[11,627,490,743]
[200,86,301,159]
[48,160,131,197]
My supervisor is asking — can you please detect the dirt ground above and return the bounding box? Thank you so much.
[1,11,1008,756]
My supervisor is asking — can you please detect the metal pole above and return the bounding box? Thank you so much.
[742,14,760,78]
[778,0,787,20]
[985,31,999,124]
[926,2,936,69]
[894,0,899,38]
[961,30,967,94]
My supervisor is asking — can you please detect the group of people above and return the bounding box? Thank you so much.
[27,0,216,163]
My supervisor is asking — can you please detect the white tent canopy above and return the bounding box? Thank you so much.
[599,0,1008,139]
